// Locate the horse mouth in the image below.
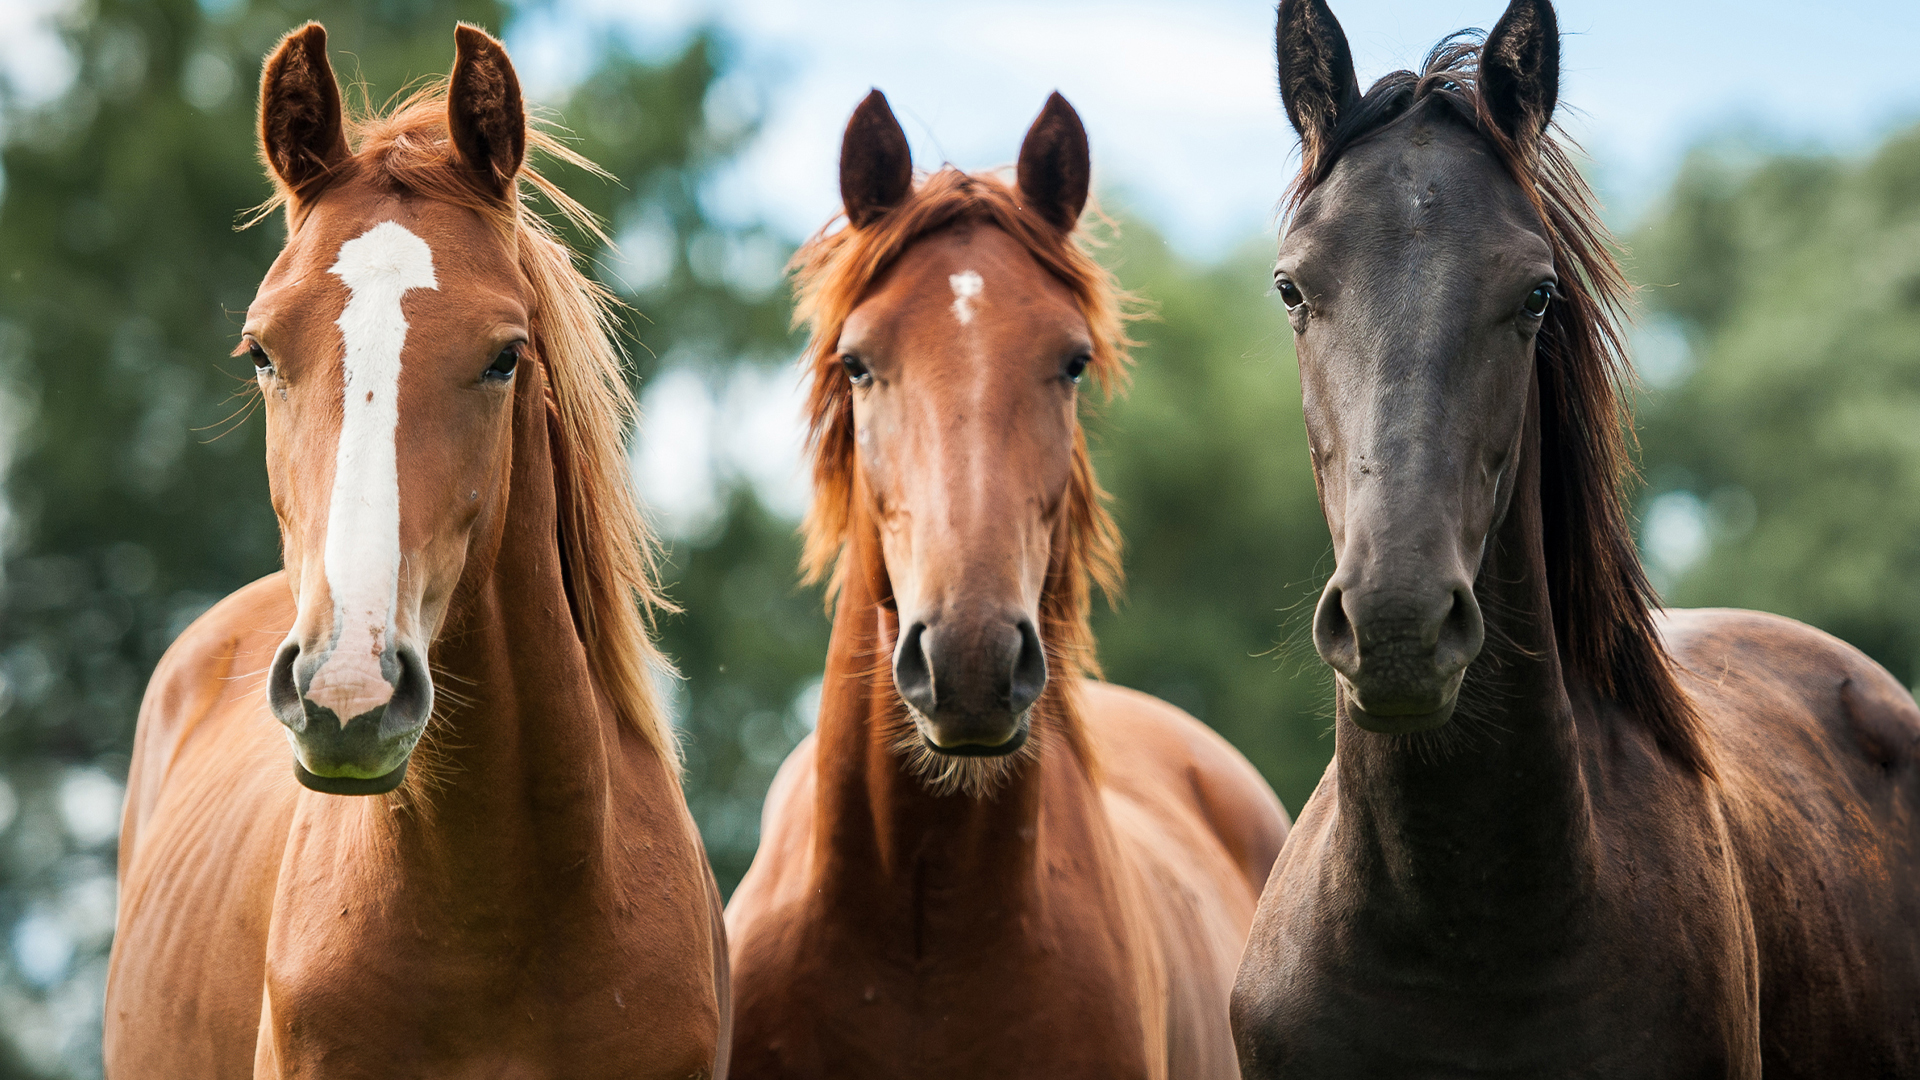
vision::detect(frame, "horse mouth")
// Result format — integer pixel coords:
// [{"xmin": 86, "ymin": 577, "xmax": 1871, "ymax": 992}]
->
[
  {"xmin": 293, "ymin": 757, "xmax": 409, "ymax": 796},
  {"xmin": 1338, "ymin": 672, "xmax": 1462, "ymax": 734},
  {"xmin": 907, "ymin": 706, "xmax": 1034, "ymax": 758},
  {"xmin": 923, "ymin": 720, "xmax": 1032, "ymax": 758}
]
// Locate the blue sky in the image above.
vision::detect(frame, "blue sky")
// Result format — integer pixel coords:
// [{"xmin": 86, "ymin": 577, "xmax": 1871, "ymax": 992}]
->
[
  {"xmin": 511, "ymin": 0, "xmax": 1920, "ymax": 258},
  {"xmin": 6, "ymin": 0, "xmax": 1915, "ymax": 254}
]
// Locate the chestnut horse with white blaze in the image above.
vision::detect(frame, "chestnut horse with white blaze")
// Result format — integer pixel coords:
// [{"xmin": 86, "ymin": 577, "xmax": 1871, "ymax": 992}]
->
[
  {"xmin": 1233, "ymin": 1, "xmax": 1920, "ymax": 1075},
  {"xmin": 724, "ymin": 90, "xmax": 1290, "ymax": 1079},
  {"xmin": 103, "ymin": 24, "xmax": 729, "ymax": 1078}
]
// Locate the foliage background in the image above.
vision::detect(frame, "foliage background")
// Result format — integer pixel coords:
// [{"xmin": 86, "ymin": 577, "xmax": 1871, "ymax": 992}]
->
[{"xmin": 0, "ymin": 0, "xmax": 1914, "ymax": 1077}]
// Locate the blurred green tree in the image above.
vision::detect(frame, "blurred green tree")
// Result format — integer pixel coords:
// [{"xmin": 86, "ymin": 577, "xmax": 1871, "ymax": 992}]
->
[{"xmin": 1630, "ymin": 122, "xmax": 1920, "ymax": 686}]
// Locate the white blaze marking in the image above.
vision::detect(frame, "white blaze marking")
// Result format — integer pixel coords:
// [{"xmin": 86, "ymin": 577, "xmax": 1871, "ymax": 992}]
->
[
  {"xmin": 305, "ymin": 221, "xmax": 437, "ymax": 723},
  {"xmin": 949, "ymin": 270, "xmax": 983, "ymax": 325}
]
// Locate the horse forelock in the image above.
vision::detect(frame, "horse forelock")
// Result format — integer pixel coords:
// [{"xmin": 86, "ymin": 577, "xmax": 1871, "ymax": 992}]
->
[
  {"xmin": 1287, "ymin": 33, "xmax": 1712, "ymax": 777},
  {"xmin": 250, "ymin": 81, "xmax": 678, "ymax": 764},
  {"xmin": 791, "ymin": 167, "xmax": 1133, "ymax": 778}
]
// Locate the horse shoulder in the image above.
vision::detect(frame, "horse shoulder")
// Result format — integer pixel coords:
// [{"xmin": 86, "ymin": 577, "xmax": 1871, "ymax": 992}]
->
[{"xmin": 107, "ymin": 574, "xmax": 298, "ymax": 1078}]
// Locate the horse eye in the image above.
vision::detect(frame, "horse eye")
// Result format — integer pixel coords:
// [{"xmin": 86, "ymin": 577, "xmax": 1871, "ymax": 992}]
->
[
  {"xmin": 1064, "ymin": 353, "xmax": 1090, "ymax": 384},
  {"xmin": 484, "ymin": 344, "xmax": 520, "ymax": 382},
  {"xmin": 841, "ymin": 354, "xmax": 872, "ymax": 387},
  {"xmin": 1523, "ymin": 284, "xmax": 1554, "ymax": 317},
  {"xmin": 247, "ymin": 341, "xmax": 273, "ymax": 373},
  {"xmin": 1275, "ymin": 276, "xmax": 1306, "ymax": 310}
]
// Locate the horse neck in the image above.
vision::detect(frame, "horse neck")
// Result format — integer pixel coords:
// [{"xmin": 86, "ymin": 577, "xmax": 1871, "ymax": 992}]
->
[
  {"xmin": 379, "ymin": 359, "xmax": 628, "ymax": 891},
  {"xmin": 809, "ymin": 514, "xmax": 1073, "ymax": 905},
  {"xmin": 1332, "ymin": 378, "xmax": 1600, "ymax": 910}
]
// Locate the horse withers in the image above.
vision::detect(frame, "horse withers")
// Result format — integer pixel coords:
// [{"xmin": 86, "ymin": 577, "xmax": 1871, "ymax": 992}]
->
[
  {"xmin": 104, "ymin": 25, "xmax": 729, "ymax": 1078},
  {"xmin": 1232, "ymin": 1, "xmax": 1920, "ymax": 1075},
  {"xmin": 724, "ymin": 91, "xmax": 1290, "ymax": 1078}
]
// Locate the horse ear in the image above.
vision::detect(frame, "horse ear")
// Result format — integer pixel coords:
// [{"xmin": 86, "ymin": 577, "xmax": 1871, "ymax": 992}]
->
[
  {"xmin": 448, "ymin": 24, "xmax": 526, "ymax": 201},
  {"xmin": 259, "ymin": 22, "xmax": 349, "ymax": 198},
  {"xmin": 1481, "ymin": 0, "xmax": 1560, "ymax": 146},
  {"xmin": 1276, "ymin": 0, "xmax": 1360, "ymax": 167},
  {"xmin": 840, "ymin": 90, "xmax": 912, "ymax": 228},
  {"xmin": 1016, "ymin": 92, "xmax": 1090, "ymax": 232}
]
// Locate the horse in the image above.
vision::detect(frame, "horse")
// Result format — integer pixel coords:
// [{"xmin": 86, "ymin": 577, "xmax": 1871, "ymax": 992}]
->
[
  {"xmin": 1231, "ymin": 0, "xmax": 1920, "ymax": 1075},
  {"xmin": 103, "ymin": 24, "xmax": 730, "ymax": 1077},
  {"xmin": 722, "ymin": 90, "xmax": 1291, "ymax": 1079}
]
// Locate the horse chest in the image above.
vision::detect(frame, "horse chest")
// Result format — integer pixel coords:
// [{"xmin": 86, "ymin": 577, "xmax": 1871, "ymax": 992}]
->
[
  {"xmin": 738, "ymin": 958, "xmax": 1157, "ymax": 1080},
  {"xmin": 730, "ymin": 864, "xmax": 1159, "ymax": 1080},
  {"xmin": 1236, "ymin": 839, "xmax": 1761, "ymax": 1078},
  {"xmin": 258, "ymin": 926, "xmax": 719, "ymax": 1080},
  {"xmin": 255, "ymin": 839, "xmax": 720, "ymax": 1079}
]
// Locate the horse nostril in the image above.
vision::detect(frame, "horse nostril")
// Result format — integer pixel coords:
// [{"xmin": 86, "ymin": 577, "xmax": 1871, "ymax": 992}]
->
[
  {"xmin": 893, "ymin": 622, "xmax": 937, "ymax": 717},
  {"xmin": 1008, "ymin": 619, "xmax": 1047, "ymax": 716},
  {"xmin": 268, "ymin": 641, "xmax": 305, "ymax": 732},
  {"xmin": 384, "ymin": 645, "xmax": 434, "ymax": 736},
  {"xmin": 1435, "ymin": 583, "xmax": 1485, "ymax": 674},
  {"xmin": 1312, "ymin": 584, "xmax": 1360, "ymax": 678}
]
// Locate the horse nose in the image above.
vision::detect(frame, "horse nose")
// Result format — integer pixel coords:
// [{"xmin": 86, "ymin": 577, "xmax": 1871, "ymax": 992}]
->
[
  {"xmin": 269, "ymin": 638, "xmax": 433, "ymax": 794},
  {"xmin": 1314, "ymin": 576, "xmax": 1483, "ymax": 723},
  {"xmin": 893, "ymin": 616, "xmax": 1047, "ymax": 753}
]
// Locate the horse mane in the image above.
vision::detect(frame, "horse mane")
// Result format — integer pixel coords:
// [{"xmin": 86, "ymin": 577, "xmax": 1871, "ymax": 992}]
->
[
  {"xmin": 790, "ymin": 168, "xmax": 1132, "ymax": 775},
  {"xmin": 257, "ymin": 82, "xmax": 678, "ymax": 761},
  {"xmin": 1288, "ymin": 35, "xmax": 1713, "ymax": 777}
]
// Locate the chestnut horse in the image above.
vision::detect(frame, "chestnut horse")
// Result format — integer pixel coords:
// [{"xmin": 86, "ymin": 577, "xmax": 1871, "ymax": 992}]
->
[
  {"xmin": 1233, "ymin": 1, "xmax": 1920, "ymax": 1075},
  {"xmin": 104, "ymin": 25, "xmax": 729, "ymax": 1078},
  {"xmin": 724, "ymin": 91, "xmax": 1289, "ymax": 1079}
]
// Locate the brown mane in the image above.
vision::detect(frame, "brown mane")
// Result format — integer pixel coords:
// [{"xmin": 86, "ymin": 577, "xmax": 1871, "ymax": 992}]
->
[
  {"xmin": 790, "ymin": 167, "xmax": 1133, "ymax": 774},
  {"xmin": 1289, "ymin": 35, "xmax": 1712, "ymax": 776},
  {"xmin": 255, "ymin": 82, "xmax": 678, "ymax": 760}
]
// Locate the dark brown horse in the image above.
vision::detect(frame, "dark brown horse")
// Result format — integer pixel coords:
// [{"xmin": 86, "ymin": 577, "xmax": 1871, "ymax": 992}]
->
[
  {"xmin": 104, "ymin": 25, "xmax": 729, "ymax": 1077},
  {"xmin": 1232, "ymin": 1, "xmax": 1920, "ymax": 1075},
  {"xmin": 724, "ymin": 91, "xmax": 1290, "ymax": 1078}
]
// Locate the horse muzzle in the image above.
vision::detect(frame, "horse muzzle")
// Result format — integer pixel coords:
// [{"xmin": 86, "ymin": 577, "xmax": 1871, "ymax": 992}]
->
[
  {"xmin": 269, "ymin": 638, "xmax": 433, "ymax": 795},
  {"xmin": 893, "ymin": 616, "xmax": 1047, "ymax": 756},
  {"xmin": 1314, "ymin": 576, "xmax": 1483, "ymax": 734}
]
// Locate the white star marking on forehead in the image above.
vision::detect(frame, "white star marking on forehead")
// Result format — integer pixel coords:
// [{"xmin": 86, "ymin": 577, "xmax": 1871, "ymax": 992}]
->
[{"xmin": 949, "ymin": 270, "xmax": 984, "ymax": 325}]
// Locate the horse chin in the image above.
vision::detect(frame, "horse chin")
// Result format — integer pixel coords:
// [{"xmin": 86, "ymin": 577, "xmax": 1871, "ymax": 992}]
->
[
  {"xmin": 281, "ymin": 717, "xmax": 424, "ymax": 796},
  {"xmin": 1340, "ymin": 676, "xmax": 1461, "ymax": 735},
  {"xmin": 891, "ymin": 708, "xmax": 1037, "ymax": 799},
  {"xmin": 292, "ymin": 757, "xmax": 410, "ymax": 796}
]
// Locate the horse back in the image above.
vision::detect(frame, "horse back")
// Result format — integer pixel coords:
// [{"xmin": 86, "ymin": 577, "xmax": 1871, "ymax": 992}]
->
[
  {"xmin": 1081, "ymin": 681, "xmax": 1290, "ymax": 896},
  {"xmin": 1081, "ymin": 680, "xmax": 1291, "ymax": 1080},
  {"xmin": 106, "ymin": 573, "xmax": 300, "ymax": 1078},
  {"xmin": 1662, "ymin": 607, "xmax": 1920, "ymax": 1074}
]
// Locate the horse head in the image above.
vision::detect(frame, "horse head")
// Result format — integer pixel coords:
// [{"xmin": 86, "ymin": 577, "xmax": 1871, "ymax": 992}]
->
[
  {"xmin": 1276, "ymin": 0, "xmax": 1562, "ymax": 732},
  {"xmin": 247, "ymin": 23, "xmax": 533, "ymax": 793},
  {"xmin": 808, "ymin": 90, "xmax": 1115, "ymax": 773}
]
